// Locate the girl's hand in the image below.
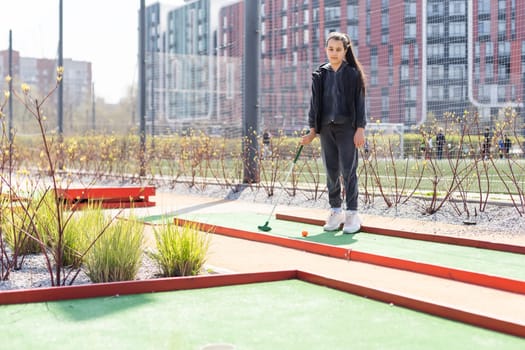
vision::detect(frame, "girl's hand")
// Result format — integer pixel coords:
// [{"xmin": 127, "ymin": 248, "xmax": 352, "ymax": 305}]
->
[
  {"xmin": 300, "ymin": 129, "xmax": 316, "ymax": 145},
  {"xmin": 354, "ymin": 128, "xmax": 365, "ymax": 148}
]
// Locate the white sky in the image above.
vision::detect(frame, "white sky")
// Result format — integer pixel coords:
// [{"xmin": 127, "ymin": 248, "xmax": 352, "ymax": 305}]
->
[{"xmin": 0, "ymin": 0, "xmax": 187, "ymax": 104}]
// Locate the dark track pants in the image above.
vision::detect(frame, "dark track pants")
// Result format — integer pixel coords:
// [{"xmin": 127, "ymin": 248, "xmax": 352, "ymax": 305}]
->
[{"xmin": 319, "ymin": 122, "xmax": 359, "ymax": 211}]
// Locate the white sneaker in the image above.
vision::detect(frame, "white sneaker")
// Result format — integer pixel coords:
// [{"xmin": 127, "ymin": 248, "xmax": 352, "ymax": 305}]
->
[
  {"xmin": 323, "ymin": 209, "xmax": 345, "ymax": 231},
  {"xmin": 343, "ymin": 211, "xmax": 361, "ymax": 234}
]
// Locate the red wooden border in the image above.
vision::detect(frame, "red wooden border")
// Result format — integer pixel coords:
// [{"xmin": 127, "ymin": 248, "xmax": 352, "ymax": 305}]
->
[
  {"xmin": 57, "ymin": 186, "xmax": 156, "ymax": 209},
  {"xmin": 57, "ymin": 186, "xmax": 155, "ymax": 201},
  {"xmin": 0, "ymin": 270, "xmax": 296, "ymax": 305}
]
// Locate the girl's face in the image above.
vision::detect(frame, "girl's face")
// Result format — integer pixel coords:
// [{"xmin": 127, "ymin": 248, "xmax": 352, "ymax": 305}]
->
[{"xmin": 325, "ymin": 38, "xmax": 346, "ymax": 67}]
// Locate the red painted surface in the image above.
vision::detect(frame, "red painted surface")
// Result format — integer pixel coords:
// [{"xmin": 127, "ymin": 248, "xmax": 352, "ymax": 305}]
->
[
  {"xmin": 57, "ymin": 186, "xmax": 156, "ymax": 209},
  {"xmin": 174, "ymin": 218, "xmax": 525, "ymax": 295},
  {"xmin": 276, "ymin": 213, "xmax": 525, "ymax": 254}
]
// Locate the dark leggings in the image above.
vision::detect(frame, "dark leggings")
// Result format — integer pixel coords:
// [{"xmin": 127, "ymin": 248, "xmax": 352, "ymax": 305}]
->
[{"xmin": 320, "ymin": 123, "xmax": 359, "ymax": 211}]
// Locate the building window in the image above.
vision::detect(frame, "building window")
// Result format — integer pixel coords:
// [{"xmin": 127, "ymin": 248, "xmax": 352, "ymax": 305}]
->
[
  {"xmin": 485, "ymin": 63, "xmax": 494, "ymax": 79},
  {"xmin": 303, "ymin": 29, "xmax": 309, "ymax": 44},
  {"xmin": 304, "ymin": 10, "xmax": 309, "ymax": 24},
  {"xmin": 401, "ymin": 44, "xmax": 409, "ymax": 60},
  {"xmin": 498, "ymin": 63, "xmax": 509, "ymax": 80},
  {"xmin": 429, "ymin": 65, "xmax": 444, "ymax": 80},
  {"xmin": 347, "ymin": 25, "xmax": 358, "ymax": 39},
  {"xmin": 449, "ymin": 1, "xmax": 466, "ymax": 15},
  {"xmin": 498, "ymin": 85, "xmax": 506, "ymax": 101},
  {"xmin": 325, "ymin": 6, "xmax": 341, "ymax": 21},
  {"xmin": 479, "ymin": 85, "xmax": 489, "ymax": 100},
  {"xmin": 449, "ymin": 64, "xmax": 466, "ymax": 79},
  {"xmin": 479, "ymin": 20, "xmax": 491, "ymax": 36},
  {"xmin": 428, "ymin": 3, "xmax": 444, "ymax": 16},
  {"xmin": 498, "ymin": 41, "xmax": 510, "ymax": 56},
  {"xmin": 428, "ymin": 86, "xmax": 444, "ymax": 100},
  {"xmin": 409, "ymin": 86, "xmax": 417, "ymax": 101},
  {"xmin": 371, "ymin": 54, "xmax": 378, "ymax": 70},
  {"xmin": 485, "ymin": 42, "xmax": 493, "ymax": 57},
  {"xmin": 405, "ymin": 2, "xmax": 416, "ymax": 17},
  {"xmin": 382, "ymin": 33, "xmax": 389, "ymax": 44},
  {"xmin": 428, "ymin": 23, "xmax": 444, "ymax": 37},
  {"xmin": 405, "ymin": 107, "xmax": 416, "ymax": 123},
  {"xmin": 449, "ymin": 43, "xmax": 466, "ymax": 58},
  {"xmin": 381, "ymin": 12, "xmax": 389, "ymax": 28},
  {"xmin": 404, "ymin": 23, "xmax": 416, "ymax": 39},
  {"xmin": 282, "ymin": 34, "xmax": 287, "ymax": 49},
  {"xmin": 381, "ymin": 94, "xmax": 389, "ymax": 111},
  {"xmin": 478, "ymin": 0, "xmax": 491, "ymax": 15},
  {"xmin": 371, "ymin": 73, "xmax": 377, "ymax": 85},
  {"xmin": 428, "ymin": 44, "xmax": 445, "ymax": 59},
  {"xmin": 449, "ymin": 86, "xmax": 465, "ymax": 100},
  {"xmin": 449, "ymin": 22, "xmax": 466, "ymax": 37},
  {"xmin": 401, "ymin": 65, "xmax": 409, "ymax": 80},
  {"xmin": 498, "ymin": 20, "xmax": 506, "ymax": 37},
  {"xmin": 498, "ymin": 0, "xmax": 506, "ymax": 12},
  {"xmin": 347, "ymin": 5, "xmax": 358, "ymax": 19},
  {"xmin": 283, "ymin": 15, "xmax": 288, "ymax": 29}
]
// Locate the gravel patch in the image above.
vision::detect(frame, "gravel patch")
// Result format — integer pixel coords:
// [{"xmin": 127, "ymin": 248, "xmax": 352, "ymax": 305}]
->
[
  {"xmin": 171, "ymin": 182, "xmax": 525, "ymax": 238},
  {"xmin": 0, "ymin": 251, "xmax": 162, "ymax": 291}
]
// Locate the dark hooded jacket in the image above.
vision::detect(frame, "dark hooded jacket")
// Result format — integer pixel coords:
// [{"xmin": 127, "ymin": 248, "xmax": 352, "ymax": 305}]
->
[{"xmin": 308, "ymin": 63, "xmax": 367, "ymax": 133}]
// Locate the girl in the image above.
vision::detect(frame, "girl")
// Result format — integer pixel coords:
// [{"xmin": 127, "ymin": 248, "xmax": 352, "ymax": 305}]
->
[{"xmin": 301, "ymin": 32, "xmax": 367, "ymax": 234}]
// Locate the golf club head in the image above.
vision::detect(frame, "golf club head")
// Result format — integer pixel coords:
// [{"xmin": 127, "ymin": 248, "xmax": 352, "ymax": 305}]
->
[{"xmin": 258, "ymin": 223, "xmax": 272, "ymax": 232}]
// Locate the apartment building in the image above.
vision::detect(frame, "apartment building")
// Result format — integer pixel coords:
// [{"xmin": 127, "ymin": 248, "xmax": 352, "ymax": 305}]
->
[
  {"xmin": 165, "ymin": 0, "xmax": 213, "ymax": 126},
  {"xmin": 0, "ymin": 50, "xmax": 92, "ymax": 117},
  {"xmin": 145, "ymin": 0, "xmax": 524, "ymax": 133},
  {"xmin": 216, "ymin": 0, "xmax": 525, "ymax": 130}
]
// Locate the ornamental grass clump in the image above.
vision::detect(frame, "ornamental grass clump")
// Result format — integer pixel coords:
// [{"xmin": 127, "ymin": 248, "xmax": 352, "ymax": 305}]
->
[
  {"xmin": 2, "ymin": 204, "xmax": 41, "ymax": 256},
  {"xmin": 61, "ymin": 203, "xmax": 106, "ymax": 268},
  {"xmin": 2, "ymin": 191, "xmax": 58, "ymax": 268},
  {"xmin": 150, "ymin": 220, "xmax": 210, "ymax": 277},
  {"xmin": 84, "ymin": 217, "xmax": 143, "ymax": 283}
]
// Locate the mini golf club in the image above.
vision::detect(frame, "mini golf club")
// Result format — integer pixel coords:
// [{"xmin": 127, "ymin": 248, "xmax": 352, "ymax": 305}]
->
[{"xmin": 258, "ymin": 143, "xmax": 304, "ymax": 232}]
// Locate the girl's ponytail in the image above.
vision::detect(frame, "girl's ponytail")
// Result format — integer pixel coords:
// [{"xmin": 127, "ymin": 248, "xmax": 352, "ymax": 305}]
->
[{"xmin": 345, "ymin": 37, "xmax": 366, "ymax": 95}]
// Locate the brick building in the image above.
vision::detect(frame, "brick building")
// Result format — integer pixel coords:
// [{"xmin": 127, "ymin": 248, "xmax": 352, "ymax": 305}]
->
[
  {"xmin": 216, "ymin": 0, "xmax": 525, "ymax": 131},
  {"xmin": 0, "ymin": 50, "xmax": 92, "ymax": 132}
]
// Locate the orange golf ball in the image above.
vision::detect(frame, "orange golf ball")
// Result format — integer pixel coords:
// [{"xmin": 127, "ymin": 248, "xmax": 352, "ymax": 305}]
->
[{"xmin": 301, "ymin": 230, "xmax": 308, "ymax": 237}]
